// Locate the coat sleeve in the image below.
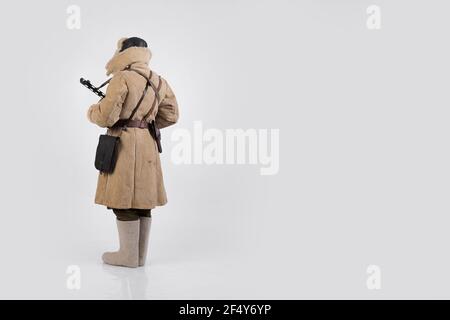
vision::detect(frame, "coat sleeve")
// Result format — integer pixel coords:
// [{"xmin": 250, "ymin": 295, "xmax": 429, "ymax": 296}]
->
[
  {"xmin": 87, "ymin": 73, "xmax": 128, "ymax": 128},
  {"xmin": 155, "ymin": 79, "xmax": 179, "ymax": 129}
]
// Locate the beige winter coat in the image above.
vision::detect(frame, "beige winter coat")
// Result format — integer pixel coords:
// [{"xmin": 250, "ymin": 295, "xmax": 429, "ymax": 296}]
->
[{"xmin": 87, "ymin": 38, "xmax": 179, "ymax": 209}]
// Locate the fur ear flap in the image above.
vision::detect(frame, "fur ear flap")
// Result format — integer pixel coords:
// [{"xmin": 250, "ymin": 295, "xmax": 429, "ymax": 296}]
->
[
  {"xmin": 106, "ymin": 37, "xmax": 151, "ymax": 76},
  {"xmin": 116, "ymin": 37, "xmax": 128, "ymax": 52}
]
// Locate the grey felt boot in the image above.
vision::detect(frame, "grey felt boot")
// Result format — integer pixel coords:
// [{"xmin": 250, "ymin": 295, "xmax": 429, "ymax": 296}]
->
[
  {"xmin": 139, "ymin": 217, "xmax": 152, "ymax": 266},
  {"xmin": 102, "ymin": 220, "xmax": 139, "ymax": 268}
]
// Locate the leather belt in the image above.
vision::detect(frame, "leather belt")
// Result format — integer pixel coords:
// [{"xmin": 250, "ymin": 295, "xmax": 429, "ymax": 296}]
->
[{"xmin": 112, "ymin": 119, "xmax": 149, "ymax": 129}]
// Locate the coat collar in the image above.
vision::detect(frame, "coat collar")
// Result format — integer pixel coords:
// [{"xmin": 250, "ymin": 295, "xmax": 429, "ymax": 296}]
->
[{"xmin": 105, "ymin": 38, "xmax": 152, "ymax": 76}]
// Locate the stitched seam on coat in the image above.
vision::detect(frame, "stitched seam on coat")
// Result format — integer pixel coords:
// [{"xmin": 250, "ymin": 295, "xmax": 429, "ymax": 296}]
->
[
  {"xmin": 131, "ymin": 129, "xmax": 137, "ymax": 208},
  {"xmin": 103, "ymin": 172, "xmax": 109, "ymax": 204}
]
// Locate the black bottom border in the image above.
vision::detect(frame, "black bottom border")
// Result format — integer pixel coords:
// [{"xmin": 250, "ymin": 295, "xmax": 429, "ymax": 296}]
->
[{"xmin": 1, "ymin": 300, "xmax": 449, "ymax": 318}]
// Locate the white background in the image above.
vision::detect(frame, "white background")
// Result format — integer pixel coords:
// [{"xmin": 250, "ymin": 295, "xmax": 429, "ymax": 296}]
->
[{"xmin": 0, "ymin": 0, "xmax": 449, "ymax": 299}]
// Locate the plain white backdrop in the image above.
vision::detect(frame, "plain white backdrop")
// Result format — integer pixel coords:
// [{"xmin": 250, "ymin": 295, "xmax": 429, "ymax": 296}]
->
[{"xmin": 0, "ymin": 0, "xmax": 449, "ymax": 299}]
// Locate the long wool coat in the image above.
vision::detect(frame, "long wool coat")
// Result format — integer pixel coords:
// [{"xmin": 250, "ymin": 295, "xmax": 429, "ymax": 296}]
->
[{"xmin": 87, "ymin": 38, "xmax": 179, "ymax": 209}]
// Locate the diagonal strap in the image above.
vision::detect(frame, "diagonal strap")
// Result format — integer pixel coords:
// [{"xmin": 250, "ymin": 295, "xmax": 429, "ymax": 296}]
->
[
  {"xmin": 125, "ymin": 74, "xmax": 150, "ymax": 123},
  {"xmin": 98, "ymin": 78, "xmax": 112, "ymax": 89},
  {"xmin": 143, "ymin": 75, "xmax": 162, "ymax": 122},
  {"xmin": 128, "ymin": 69, "xmax": 163, "ymax": 122}
]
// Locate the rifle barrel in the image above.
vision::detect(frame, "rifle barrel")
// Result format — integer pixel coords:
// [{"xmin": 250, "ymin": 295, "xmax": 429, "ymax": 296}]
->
[{"xmin": 80, "ymin": 78, "xmax": 105, "ymax": 98}]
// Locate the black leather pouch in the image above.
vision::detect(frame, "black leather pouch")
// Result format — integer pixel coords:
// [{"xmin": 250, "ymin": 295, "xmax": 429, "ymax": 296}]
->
[
  {"xmin": 94, "ymin": 134, "xmax": 120, "ymax": 173},
  {"xmin": 93, "ymin": 69, "xmax": 151, "ymax": 173}
]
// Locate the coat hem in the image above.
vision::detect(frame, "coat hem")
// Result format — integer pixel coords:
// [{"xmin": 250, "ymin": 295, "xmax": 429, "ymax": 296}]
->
[{"xmin": 95, "ymin": 199, "xmax": 167, "ymax": 210}]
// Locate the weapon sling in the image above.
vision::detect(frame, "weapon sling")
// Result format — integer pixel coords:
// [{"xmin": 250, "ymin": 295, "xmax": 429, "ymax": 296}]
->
[
  {"xmin": 128, "ymin": 69, "xmax": 164, "ymax": 153},
  {"xmin": 94, "ymin": 72, "xmax": 150, "ymax": 173}
]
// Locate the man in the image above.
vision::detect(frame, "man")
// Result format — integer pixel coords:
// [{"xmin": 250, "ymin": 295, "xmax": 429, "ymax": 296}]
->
[{"xmin": 87, "ymin": 37, "xmax": 179, "ymax": 267}]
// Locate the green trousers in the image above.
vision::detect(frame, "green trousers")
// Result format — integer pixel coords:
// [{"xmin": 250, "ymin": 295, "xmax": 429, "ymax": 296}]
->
[{"xmin": 112, "ymin": 208, "xmax": 152, "ymax": 221}]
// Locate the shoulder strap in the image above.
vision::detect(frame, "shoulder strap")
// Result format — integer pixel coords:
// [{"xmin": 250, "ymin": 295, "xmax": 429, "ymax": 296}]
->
[
  {"xmin": 128, "ymin": 69, "xmax": 163, "ymax": 121},
  {"xmin": 143, "ymin": 75, "xmax": 162, "ymax": 121},
  {"xmin": 125, "ymin": 70, "xmax": 150, "ymax": 122},
  {"xmin": 98, "ymin": 78, "xmax": 112, "ymax": 89}
]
